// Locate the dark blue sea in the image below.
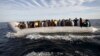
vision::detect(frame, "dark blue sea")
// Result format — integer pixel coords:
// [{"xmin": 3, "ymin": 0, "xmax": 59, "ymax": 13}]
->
[{"xmin": 0, "ymin": 19, "xmax": 100, "ymax": 56}]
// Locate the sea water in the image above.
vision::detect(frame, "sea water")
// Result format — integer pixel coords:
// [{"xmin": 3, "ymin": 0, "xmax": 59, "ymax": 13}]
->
[{"xmin": 0, "ymin": 19, "xmax": 100, "ymax": 56}]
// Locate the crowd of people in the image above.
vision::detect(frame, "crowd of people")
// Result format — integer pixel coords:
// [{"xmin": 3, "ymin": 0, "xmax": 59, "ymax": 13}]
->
[{"xmin": 17, "ymin": 18, "xmax": 91, "ymax": 29}]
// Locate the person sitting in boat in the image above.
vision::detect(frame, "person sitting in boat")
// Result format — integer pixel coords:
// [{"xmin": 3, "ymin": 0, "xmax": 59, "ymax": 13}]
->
[
  {"xmin": 69, "ymin": 18, "xmax": 74, "ymax": 26},
  {"xmin": 27, "ymin": 21, "xmax": 34, "ymax": 28},
  {"xmin": 41, "ymin": 21, "xmax": 44, "ymax": 27},
  {"xmin": 64, "ymin": 19, "xmax": 68, "ymax": 26},
  {"xmin": 61, "ymin": 19, "xmax": 66, "ymax": 26},
  {"xmin": 71, "ymin": 20, "xmax": 74, "ymax": 26},
  {"xmin": 50, "ymin": 20, "xmax": 55, "ymax": 26},
  {"xmin": 42, "ymin": 20, "xmax": 48, "ymax": 27},
  {"xmin": 57, "ymin": 20, "xmax": 61, "ymax": 26},
  {"xmin": 87, "ymin": 19, "xmax": 91, "ymax": 27},
  {"xmin": 47, "ymin": 20, "xmax": 51, "ymax": 26},
  {"xmin": 73, "ymin": 18, "xmax": 78, "ymax": 26},
  {"xmin": 54, "ymin": 20, "xmax": 58, "ymax": 26},
  {"xmin": 34, "ymin": 21, "xmax": 39, "ymax": 27},
  {"xmin": 46, "ymin": 20, "xmax": 49, "ymax": 27},
  {"xmin": 18, "ymin": 22, "xmax": 26, "ymax": 29},
  {"xmin": 65, "ymin": 18, "xmax": 72, "ymax": 26},
  {"xmin": 38, "ymin": 21, "xmax": 42, "ymax": 27},
  {"xmin": 83, "ymin": 19, "xmax": 91, "ymax": 27}
]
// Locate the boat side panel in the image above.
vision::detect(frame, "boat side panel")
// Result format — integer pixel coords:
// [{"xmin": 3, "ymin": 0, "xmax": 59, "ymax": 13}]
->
[{"xmin": 13, "ymin": 27, "xmax": 96, "ymax": 37}]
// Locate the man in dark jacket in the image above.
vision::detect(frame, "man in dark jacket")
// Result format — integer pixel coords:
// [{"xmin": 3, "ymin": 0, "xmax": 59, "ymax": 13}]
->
[
  {"xmin": 73, "ymin": 18, "xmax": 78, "ymax": 26},
  {"xmin": 80, "ymin": 18, "xmax": 83, "ymax": 27}
]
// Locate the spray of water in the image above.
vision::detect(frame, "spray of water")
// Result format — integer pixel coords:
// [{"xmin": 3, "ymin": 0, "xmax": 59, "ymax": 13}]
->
[{"xmin": 93, "ymin": 27, "xmax": 98, "ymax": 32}]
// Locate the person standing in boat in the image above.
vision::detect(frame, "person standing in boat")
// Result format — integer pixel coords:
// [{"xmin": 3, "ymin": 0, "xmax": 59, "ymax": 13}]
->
[
  {"xmin": 80, "ymin": 18, "xmax": 83, "ymax": 27},
  {"xmin": 68, "ymin": 18, "xmax": 73, "ymax": 26}
]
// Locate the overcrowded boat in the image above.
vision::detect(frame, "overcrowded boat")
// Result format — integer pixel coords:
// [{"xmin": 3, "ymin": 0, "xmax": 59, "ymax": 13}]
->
[{"xmin": 7, "ymin": 18, "xmax": 98, "ymax": 37}]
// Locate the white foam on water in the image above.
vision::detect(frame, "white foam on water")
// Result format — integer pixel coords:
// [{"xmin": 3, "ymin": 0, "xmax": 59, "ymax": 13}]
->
[
  {"xmin": 25, "ymin": 50, "xmax": 88, "ymax": 56},
  {"xmin": 6, "ymin": 32, "xmax": 16, "ymax": 38},
  {"xmin": 26, "ymin": 34, "xmax": 96, "ymax": 41},
  {"xmin": 25, "ymin": 52, "xmax": 51, "ymax": 56},
  {"xmin": 93, "ymin": 27, "xmax": 98, "ymax": 32}
]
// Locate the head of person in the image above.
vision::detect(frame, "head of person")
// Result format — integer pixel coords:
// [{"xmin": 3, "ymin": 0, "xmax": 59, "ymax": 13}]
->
[
  {"xmin": 80, "ymin": 18, "xmax": 82, "ymax": 20},
  {"xmin": 85, "ymin": 19, "xmax": 89, "ymax": 22},
  {"xmin": 69, "ymin": 18, "xmax": 71, "ymax": 21},
  {"xmin": 75, "ymin": 18, "xmax": 78, "ymax": 20}
]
